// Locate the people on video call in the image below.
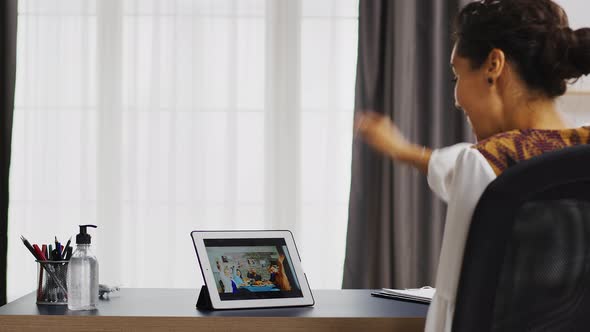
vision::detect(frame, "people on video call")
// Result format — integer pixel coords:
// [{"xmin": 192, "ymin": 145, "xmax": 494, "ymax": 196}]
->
[{"xmin": 215, "ymin": 253, "xmax": 294, "ymax": 293}]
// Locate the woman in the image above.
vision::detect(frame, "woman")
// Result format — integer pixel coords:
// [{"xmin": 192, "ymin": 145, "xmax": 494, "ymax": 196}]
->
[
  {"xmin": 232, "ymin": 268, "xmax": 247, "ymax": 287},
  {"xmin": 220, "ymin": 265, "xmax": 238, "ymax": 293},
  {"xmin": 355, "ymin": 0, "xmax": 590, "ymax": 331}
]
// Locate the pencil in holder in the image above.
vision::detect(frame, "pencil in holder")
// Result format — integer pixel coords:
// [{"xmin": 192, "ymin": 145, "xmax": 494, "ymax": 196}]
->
[{"xmin": 36, "ymin": 260, "xmax": 68, "ymax": 305}]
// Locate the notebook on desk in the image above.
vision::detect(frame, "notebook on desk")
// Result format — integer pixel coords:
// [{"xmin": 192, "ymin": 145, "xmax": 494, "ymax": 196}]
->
[{"xmin": 371, "ymin": 287, "xmax": 435, "ymax": 304}]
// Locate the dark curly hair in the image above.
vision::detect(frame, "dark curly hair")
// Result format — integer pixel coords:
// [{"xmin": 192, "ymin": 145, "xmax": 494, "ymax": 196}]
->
[{"xmin": 454, "ymin": 0, "xmax": 590, "ymax": 98}]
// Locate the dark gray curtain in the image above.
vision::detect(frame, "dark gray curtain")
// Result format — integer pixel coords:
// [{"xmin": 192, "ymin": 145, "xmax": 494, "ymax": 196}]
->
[
  {"xmin": 343, "ymin": 0, "xmax": 474, "ymax": 289},
  {"xmin": 0, "ymin": 0, "xmax": 18, "ymax": 305}
]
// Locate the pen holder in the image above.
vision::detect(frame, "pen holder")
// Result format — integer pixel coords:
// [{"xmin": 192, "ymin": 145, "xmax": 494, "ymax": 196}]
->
[{"xmin": 36, "ymin": 260, "xmax": 68, "ymax": 305}]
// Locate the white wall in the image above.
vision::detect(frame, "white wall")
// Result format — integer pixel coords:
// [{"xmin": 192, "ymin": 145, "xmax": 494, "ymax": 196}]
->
[{"xmin": 554, "ymin": 0, "xmax": 590, "ymax": 125}]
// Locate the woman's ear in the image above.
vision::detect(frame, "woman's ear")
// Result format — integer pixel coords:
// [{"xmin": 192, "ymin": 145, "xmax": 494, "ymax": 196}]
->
[{"xmin": 486, "ymin": 48, "xmax": 506, "ymax": 84}]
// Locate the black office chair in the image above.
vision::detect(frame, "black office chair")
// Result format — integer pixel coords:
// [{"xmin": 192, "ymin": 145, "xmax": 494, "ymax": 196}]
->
[{"xmin": 453, "ymin": 144, "xmax": 590, "ymax": 332}]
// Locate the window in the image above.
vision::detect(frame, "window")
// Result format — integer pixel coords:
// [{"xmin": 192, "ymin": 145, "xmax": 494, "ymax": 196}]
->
[{"xmin": 9, "ymin": 0, "xmax": 359, "ymax": 301}]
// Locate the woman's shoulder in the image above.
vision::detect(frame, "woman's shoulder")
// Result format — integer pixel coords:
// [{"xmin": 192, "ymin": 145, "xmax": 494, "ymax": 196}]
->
[{"xmin": 471, "ymin": 127, "xmax": 590, "ymax": 175}]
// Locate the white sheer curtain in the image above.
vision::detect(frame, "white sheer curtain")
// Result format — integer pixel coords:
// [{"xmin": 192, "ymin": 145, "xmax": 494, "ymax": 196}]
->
[{"xmin": 8, "ymin": 0, "xmax": 358, "ymax": 301}]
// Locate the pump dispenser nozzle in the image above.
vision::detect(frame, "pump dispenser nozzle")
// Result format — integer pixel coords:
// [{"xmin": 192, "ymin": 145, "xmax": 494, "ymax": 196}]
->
[{"xmin": 76, "ymin": 224, "xmax": 97, "ymax": 244}]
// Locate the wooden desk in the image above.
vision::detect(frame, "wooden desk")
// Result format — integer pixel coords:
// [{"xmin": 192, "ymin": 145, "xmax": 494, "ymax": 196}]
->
[{"xmin": 0, "ymin": 288, "xmax": 427, "ymax": 332}]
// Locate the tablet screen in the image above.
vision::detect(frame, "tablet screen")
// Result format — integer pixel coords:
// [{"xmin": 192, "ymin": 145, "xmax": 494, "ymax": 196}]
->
[{"xmin": 203, "ymin": 238, "xmax": 303, "ymax": 301}]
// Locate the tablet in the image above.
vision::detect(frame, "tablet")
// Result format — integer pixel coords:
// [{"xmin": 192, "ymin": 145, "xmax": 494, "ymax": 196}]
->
[{"xmin": 191, "ymin": 230, "xmax": 314, "ymax": 309}]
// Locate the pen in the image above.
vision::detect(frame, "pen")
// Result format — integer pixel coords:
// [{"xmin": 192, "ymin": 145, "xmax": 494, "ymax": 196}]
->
[
  {"xmin": 62, "ymin": 237, "xmax": 71, "ymax": 259},
  {"xmin": 37, "ymin": 264, "xmax": 43, "ymax": 300},
  {"xmin": 19, "ymin": 235, "xmax": 39, "ymax": 259},
  {"xmin": 33, "ymin": 244, "xmax": 47, "ymax": 261},
  {"xmin": 48, "ymin": 245, "xmax": 53, "ymax": 260},
  {"xmin": 41, "ymin": 244, "xmax": 47, "ymax": 261},
  {"xmin": 65, "ymin": 247, "xmax": 73, "ymax": 260},
  {"xmin": 55, "ymin": 236, "xmax": 62, "ymax": 259}
]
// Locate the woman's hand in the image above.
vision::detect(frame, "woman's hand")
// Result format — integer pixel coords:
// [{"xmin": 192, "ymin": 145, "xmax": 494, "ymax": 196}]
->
[
  {"xmin": 354, "ymin": 111, "xmax": 412, "ymax": 160},
  {"xmin": 354, "ymin": 110, "xmax": 432, "ymax": 174}
]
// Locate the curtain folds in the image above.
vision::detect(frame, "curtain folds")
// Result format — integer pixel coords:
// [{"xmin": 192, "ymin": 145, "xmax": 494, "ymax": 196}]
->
[
  {"xmin": 0, "ymin": 0, "xmax": 18, "ymax": 306},
  {"xmin": 343, "ymin": 0, "xmax": 473, "ymax": 289}
]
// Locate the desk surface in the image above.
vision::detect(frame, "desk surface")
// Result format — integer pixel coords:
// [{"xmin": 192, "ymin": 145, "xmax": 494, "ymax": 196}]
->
[{"xmin": 0, "ymin": 288, "xmax": 428, "ymax": 332}]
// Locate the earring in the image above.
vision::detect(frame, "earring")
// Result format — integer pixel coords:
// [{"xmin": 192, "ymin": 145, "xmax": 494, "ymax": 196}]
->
[{"xmin": 487, "ymin": 77, "xmax": 493, "ymax": 85}]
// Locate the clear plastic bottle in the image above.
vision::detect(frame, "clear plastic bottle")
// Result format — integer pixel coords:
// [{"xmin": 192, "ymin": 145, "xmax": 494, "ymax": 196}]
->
[{"xmin": 67, "ymin": 225, "xmax": 99, "ymax": 311}]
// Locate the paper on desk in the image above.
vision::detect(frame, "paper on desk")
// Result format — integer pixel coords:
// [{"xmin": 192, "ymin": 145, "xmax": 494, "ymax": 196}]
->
[{"xmin": 374, "ymin": 287, "xmax": 436, "ymax": 303}]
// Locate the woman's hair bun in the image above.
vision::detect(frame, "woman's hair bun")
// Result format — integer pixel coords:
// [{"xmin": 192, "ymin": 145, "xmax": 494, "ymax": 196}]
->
[
  {"xmin": 570, "ymin": 28, "xmax": 590, "ymax": 77},
  {"xmin": 547, "ymin": 27, "xmax": 590, "ymax": 80}
]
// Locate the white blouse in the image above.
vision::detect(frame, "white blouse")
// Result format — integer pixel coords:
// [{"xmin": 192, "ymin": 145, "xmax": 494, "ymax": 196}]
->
[{"xmin": 424, "ymin": 143, "xmax": 498, "ymax": 332}]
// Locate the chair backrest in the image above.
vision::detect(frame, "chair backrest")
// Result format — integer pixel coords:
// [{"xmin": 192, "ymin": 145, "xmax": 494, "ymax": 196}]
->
[{"xmin": 453, "ymin": 144, "xmax": 590, "ymax": 332}]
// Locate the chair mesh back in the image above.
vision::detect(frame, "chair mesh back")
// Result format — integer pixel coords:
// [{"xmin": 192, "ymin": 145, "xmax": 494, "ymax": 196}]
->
[
  {"xmin": 452, "ymin": 145, "xmax": 590, "ymax": 332},
  {"xmin": 492, "ymin": 200, "xmax": 590, "ymax": 331}
]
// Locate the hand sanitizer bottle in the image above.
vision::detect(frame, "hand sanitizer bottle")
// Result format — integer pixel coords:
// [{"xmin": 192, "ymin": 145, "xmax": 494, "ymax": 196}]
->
[{"xmin": 67, "ymin": 225, "xmax": 99, "ymax": 311}]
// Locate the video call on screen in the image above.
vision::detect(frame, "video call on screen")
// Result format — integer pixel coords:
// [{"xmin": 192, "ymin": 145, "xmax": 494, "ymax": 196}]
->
[{"xmin": 204, "ymin": 238, "xmax": 303, "ymax": 301}]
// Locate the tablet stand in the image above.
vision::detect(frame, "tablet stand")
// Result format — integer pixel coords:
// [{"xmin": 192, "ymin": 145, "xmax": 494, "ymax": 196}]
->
[{"xmin": 196, "ymin": 285, "xmax": 214, "ymax": 310}]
